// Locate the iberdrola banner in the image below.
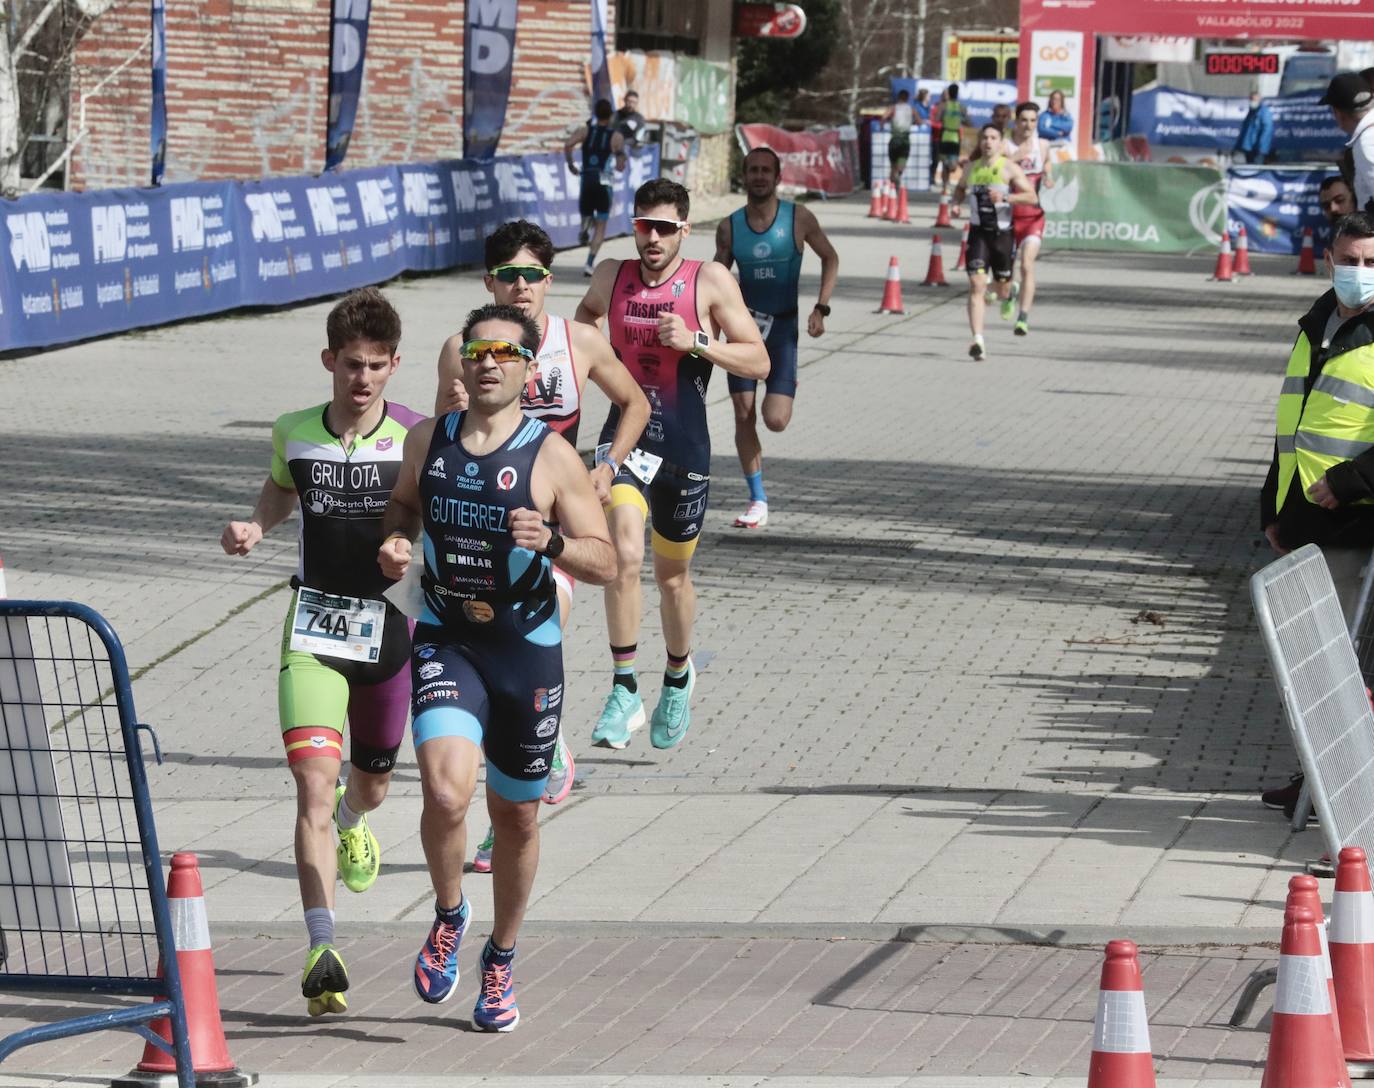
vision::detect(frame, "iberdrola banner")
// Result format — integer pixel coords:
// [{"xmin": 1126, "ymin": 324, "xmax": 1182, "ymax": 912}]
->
[
  {"xmin": 464, "ymin": 0, "xmax": 518, "ymax": 161},
  {"xmin": 326, "ymin": 0, "xmax": 372, "ymax": 171},
  {"xmin": 1041, "ymin": 161, "xmax": 1225, "ymax": 254},
  {"xmin": 150, "ymin": 0, "xmax": 166, "ymax": 185}
]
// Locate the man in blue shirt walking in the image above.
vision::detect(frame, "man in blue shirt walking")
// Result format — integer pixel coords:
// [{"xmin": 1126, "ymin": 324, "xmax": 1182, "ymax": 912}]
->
[{"xmin": 1235, "ymin": 92, "xmax": 1275, "ymax": 164}]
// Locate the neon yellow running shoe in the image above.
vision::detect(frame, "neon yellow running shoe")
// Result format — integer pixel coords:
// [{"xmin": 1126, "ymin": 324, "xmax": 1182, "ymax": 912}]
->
[
  {"xmin": 335, "ymin": 784, "xmax": 380, "ymax": 893},
  {"xmin": 302, "ymin": 944, "xmax": 349, "ymax": 1016}
]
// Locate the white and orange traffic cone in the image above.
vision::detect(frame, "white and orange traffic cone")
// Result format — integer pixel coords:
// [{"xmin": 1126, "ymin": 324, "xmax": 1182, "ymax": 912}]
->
[
  {"xmin": 1331, "ymin": 847, "xmax": 1374, "ymax": 1069},
  {"xmin": 921, "ymin": 234, "xmax": 948, "ymax": 287},
  {"xmin": 955, "ymin": 222, "xmax": 969, "ymax": 271},
  {"xmin": 1289, "ymin": 873, "xmax": 1345, "ymax": 1061},
  {"xmin": 1211, "ymin": 234, "xmax": 1234, "ymax": 282},
  {"xmin": 113, "ymin": 854, "xmax": 256, "ymax": 1088},
  {"xmin": 1087, "ymin": 940, "xmax": 1156, "ymax": 1088},
  {"xmin": 895, "ymin": 184, "xmax": 910, "ymax": 225},
  {"xmin": 1235, "ymin": 224, "xmax": 1253, "ymax": 275},
  {"xmin": 867, "ymin": 180, "xmax": 883, "ymax": 218},
  {"xmin": 1298, "ymin": 227, "xmax": 1317, "ymax": 275},
  {"xmin": 880, "ymin": 180, "xmax": 896, "ymax": 220},
  {"xmin": 934, "ymin": 190, "xmax": 953, "ymax": 228},
  {"xmin": 1262, "ymin": 903, "xmax": 1353, "ymax": 1088},
  {"xmin": 876, "ymin": 256, "xmax": 905, "ymax": 313}
]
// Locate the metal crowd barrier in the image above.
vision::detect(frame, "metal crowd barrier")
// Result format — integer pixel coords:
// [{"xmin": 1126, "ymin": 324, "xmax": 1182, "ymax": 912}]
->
[{"xmin": 0, "ymin": 601, "xmax": 192, "ymax": 1086}]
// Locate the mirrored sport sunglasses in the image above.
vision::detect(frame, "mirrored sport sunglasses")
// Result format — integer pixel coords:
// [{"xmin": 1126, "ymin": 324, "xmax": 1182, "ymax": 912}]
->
[
  {"xmin": 488, "ymin": 263, "xmax": 552, "ymax": 283},
  {"xmin": 458, "ymin": 339, "xmax": 535, "ymax": 364},
  {"xmin": 632, "ymin": 216, "xmax": 688, "ymax": 236}
]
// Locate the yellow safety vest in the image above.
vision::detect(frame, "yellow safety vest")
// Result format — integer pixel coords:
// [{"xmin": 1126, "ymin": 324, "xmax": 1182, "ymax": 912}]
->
[{"xmin": 1275, "ymin": 331, "xmax": 1374, "ymax": 512}]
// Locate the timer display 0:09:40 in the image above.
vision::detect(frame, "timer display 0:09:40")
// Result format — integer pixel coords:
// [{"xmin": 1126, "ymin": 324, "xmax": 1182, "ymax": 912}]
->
[{"xmin": 1205, "ymin": 52, "xmax": 1280, "ymax": 76}]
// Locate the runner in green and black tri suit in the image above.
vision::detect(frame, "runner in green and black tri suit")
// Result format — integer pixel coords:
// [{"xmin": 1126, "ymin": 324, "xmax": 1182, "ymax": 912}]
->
[{"xmin": 221, "ymin": 287, "xmax": 421, "ymax": 1017}]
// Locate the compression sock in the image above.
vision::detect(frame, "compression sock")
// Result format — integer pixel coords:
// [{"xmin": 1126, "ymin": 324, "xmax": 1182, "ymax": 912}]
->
[
  {"xmin": 336, "ymin": 789, "xmax": 362, "ymax": 830},
  {"xmin": 664, "ymin": 650, "xmax": 691, "ymax": 689},
  {"xmin": 745, "ymin": 471, "xmax": 767, "ymax": 503},
  {"xmin": 436, "ymin": 896, "xmax": 468, "ymax": 927},
  {"xmin": 305, "ymin": 907, "xmax": 335, "ymax": 948},
  {"xmin": 612, "ymin": 644, "xmax": 638, "ymax": 693},
  {"xmin": 481, "ymin": 938, "xmax": 516, "ymax": 968}
]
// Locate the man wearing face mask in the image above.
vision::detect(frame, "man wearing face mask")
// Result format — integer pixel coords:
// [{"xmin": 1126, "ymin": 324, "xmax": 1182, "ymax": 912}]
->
[{"xmin": 1259, "ymin": 212, "xmax": 1374, "ymax": 816}]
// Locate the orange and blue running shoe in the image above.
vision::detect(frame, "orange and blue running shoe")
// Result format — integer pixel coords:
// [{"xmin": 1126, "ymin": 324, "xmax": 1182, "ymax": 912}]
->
[
  {"xmin": 414, "ymin": 899, "xmax": 468, "ymax": 1004},
  {"xmin": 472, "ymin": 943, "xmax": 519, "ymax": 1032}
]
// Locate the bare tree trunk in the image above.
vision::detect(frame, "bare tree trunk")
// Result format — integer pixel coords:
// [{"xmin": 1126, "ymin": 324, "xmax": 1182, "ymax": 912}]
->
[{"xmin": 0, "ymin": 5, "xmax": 19, "ymax": 193}]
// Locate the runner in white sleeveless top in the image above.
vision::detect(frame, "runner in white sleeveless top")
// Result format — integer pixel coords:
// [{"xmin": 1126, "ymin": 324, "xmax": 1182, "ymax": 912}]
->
[{"xmin": 1003, "ymin": 101, "xmax": 1055, "ymax": 337}]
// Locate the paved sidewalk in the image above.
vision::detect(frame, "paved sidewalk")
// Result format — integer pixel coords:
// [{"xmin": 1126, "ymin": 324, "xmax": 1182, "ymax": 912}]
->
[{"xmin": 0, "ymin": 189, "xmax": 1334, "ymax": 1081}]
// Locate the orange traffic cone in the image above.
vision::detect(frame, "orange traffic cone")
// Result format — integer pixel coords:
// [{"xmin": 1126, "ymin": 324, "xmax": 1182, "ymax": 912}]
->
[
  {"xmin": 876, "ymin": 256, "xmax": 905, "ymax": 313},
  {"xmin": 921, "ymin": 235, "xmax": 948, "ymax": 287},
  {"xmin": 1289, "ymin": 874, "xmax": 1345, "ymax": 1060},
  {"xmin": 895, "ymin": 185, "xmax": 910, "ymax": 225},
  {"xmin": 1211, "ymin": 234, "xmax": 1234, "ymax": 282},
  {"xmin": 867, "ymin": 180, "xmax": 883, "ymax": 218},
  {"xmin": 1235, "ymin": 225, "xmax": 1253, "ymax": 275},
  {"xmin": 1331, "ymin": 847, "xmax": 1374, "ymax": 1065},
  {"xmin": 955, "ymin": 222, "xmax": 969, "ymax": 270},
  {"xmin": 1087, "ymin": 940, "xmax": 1156, "ymax": 1088},
  {"xmin": 1298, "ymin": 228, "xmax": 1317, "ymax": 275},
  {"xmin": 934, "ymin": 190, "xmax": 953, "ymax": 228},
  {"xmin": 113, "ymin": 854, "xmax": 256, "ymax": 1088},
  {"xmin": 1262, "ymin": 903, "xmax": 1353, "ymax": 1088},
  {"xmin": 880, "ymin": 181, "xmax": 895, "ymax": 220}
]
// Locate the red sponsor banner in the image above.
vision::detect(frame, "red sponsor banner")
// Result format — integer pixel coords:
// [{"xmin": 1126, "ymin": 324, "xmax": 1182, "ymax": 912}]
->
[
  {"xmin": 736, "ymin": 124, "xmax": 857, "ymax": 196},
  {"xmin": 1021, "ymin": 0, "xmax": 1374, "ymax": 41},
  {"xmin": 735, "ymin": 3, "xmax": 808, "ymax": 39}
]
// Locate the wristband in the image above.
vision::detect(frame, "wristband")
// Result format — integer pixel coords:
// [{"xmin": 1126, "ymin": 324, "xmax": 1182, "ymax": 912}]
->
[{"xmin": 596, "ymin": 452, "xmax": 620, "ymax": 476}]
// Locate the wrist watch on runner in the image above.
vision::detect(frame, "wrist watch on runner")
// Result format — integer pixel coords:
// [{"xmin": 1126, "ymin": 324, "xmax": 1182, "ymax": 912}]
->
[
  {"xmin": 596, "ymin": 451, "xmax": 620, "ymax": 475},
  {"xmin": 690, "ymin": 330, "xmax": 711, "ymax": 356},
  {"xmin": 813, "ymin": 303, "xmax": 831, "ymax": 317},
  {"xmin": 541, "ymin": 528, "xmax": 565, "ymax": 559}
]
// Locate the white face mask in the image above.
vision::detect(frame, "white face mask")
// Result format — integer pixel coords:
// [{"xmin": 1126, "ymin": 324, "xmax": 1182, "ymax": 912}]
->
[{"xmin": 1333, "ymin": 264, "xmax": 1374, "ymax": 309}]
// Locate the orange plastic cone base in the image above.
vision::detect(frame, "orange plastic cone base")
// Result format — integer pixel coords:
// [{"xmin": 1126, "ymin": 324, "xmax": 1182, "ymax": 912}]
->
[
  {"xmin": 1332, "ymin": 847, "xmax": 1374, "ymax": 1061},
  {"xmin": 1213, "ymin": 241, "xmax": 1234, "ymax": 282},
  {"xmin": 1087, "ymin": 1051, "xmax": 1156, "ymax": 1088},
  {"xmin": 896, "ymin": 187, "xmax": 910, "ymax": 224},
  {"xmin": 1262, "ymin": 1013, "xmax": 1352, "ymax": 1088},
  {"xmin": 1235, "ymin": 229, "xmax": 1253, "ymax": 275},
  {"xmin": 867, "ymin": 184, "xmax": 882, "ymax": 218}
]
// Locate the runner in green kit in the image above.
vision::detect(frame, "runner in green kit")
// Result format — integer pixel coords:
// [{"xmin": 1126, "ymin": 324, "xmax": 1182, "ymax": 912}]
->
[{"xmin": 220, "ymin": 287, "xmax": 423, "ymax": 1016}]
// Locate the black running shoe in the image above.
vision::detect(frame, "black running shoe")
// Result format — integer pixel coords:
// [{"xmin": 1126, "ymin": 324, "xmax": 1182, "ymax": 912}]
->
[{"xmin": 1262, "ymin": 772, "xmax": 1304, "ymax": 810}]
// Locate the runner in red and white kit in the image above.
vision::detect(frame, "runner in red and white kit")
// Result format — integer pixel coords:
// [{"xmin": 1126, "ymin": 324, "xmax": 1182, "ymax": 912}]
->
[
  {"xmin": 1005, "ymin": 101, "xmax": 1055, "ymax": 337},
  {"xmin": 436, "ymin": 221, "xmax": 648, "ymax": 865}
]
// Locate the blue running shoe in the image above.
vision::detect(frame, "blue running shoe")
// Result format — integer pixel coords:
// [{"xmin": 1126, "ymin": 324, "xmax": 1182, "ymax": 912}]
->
[
  {"xmin": 414, "ymin": 901, "xmax": 468, "ymax": 1004},
  {"xmin": 591, "ymin": 685, "xmax": 645, "ymax": 749},
  {"xmin": 473, "ymin": 953, "xmax": 520, "ymax": 1032},
  {"xmin": 650, "ymin": 660, "xmax": 695, "ymax": 749}
]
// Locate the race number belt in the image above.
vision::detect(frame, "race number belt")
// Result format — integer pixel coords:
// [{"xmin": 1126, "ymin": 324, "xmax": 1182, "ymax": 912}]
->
[{"xmin": 289, "ymin": 587, "xmax": 386, "ymax": 663}]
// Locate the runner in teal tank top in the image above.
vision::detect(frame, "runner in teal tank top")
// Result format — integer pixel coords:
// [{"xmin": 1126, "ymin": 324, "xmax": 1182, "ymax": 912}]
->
[{"xmin": 714, "ymin": 146, "xmax": 838, "ymax": 529}]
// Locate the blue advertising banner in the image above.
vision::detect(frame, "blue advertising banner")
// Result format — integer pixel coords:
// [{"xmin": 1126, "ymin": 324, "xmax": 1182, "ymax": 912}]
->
[
  {"xmin": 325, "ymin": 0, "xmax": 371, "ymax": 172},
  {"xmin": 463, "ymin": 0, "xmax": 518, "ymax": 162},
  {"xmin": 590, "ymin": 0, "xmax": 612, "ymax": 107},
  {"xmin": 889, "ymin": 78, "xmax": 1017, "ymax": 128},
  {"xmin": 0, "ymin": 147, "xmax": 658, "ymax": 351},
  {"xmin": 150, "ymin": 0, "xmax": 166, "ymax": 185},
  {"xmin": 1227, "ymin": 166, "xmax": 1332, "ymax": 256},
  {"xmin": 1130, "ymin": 86, "xmax": 1345, "ymax": 160}
]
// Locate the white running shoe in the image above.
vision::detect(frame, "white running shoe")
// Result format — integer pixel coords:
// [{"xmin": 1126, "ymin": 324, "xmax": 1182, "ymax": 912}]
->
[
  {"xmin": 734, "ymin": 500, "xmax": 768, "ymax": 528},
  {"xmin": 542, "ymin": 733, "xmax": 575, "ymax": 805}
]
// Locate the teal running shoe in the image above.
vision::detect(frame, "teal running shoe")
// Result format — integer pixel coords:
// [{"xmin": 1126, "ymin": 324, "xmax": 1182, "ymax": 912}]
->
[
  {"xmin": 591, "ymin": 685, "xmax": 645, "ymax": 749},
  {"xmin": 650, "ymin": 661, "xmax": 695, "ymax": 750}
]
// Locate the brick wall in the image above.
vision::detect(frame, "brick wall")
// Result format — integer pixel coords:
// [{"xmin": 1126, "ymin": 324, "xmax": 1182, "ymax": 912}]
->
[{"xmin": 69, "ymin": 0, "xmax": 616, "ymax": 190}]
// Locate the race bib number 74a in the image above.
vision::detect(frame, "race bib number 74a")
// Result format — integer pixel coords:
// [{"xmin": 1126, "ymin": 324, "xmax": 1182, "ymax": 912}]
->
[{"xmin": 290, "ymin": 588, "xmax": 385, "ymax": 663}]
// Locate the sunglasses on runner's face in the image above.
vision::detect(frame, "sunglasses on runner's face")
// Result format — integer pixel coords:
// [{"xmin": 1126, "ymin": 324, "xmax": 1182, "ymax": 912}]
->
[
  {"xmin": 488, "ymin": 264, "xmax": 552, "ymax": 283},
  {"xmin": 458, "ymin": 339, "xmax": 534, "ymax": 364},
  {"xmin": 632, "ymin": 217, "xmax": 687, "ymax": 236}
]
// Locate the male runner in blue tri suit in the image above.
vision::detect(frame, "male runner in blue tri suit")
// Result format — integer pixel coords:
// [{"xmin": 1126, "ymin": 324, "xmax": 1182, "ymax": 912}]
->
[
  {"xmin": 378, "ymin": 303, "xmax": 614, "ymax": 1031},
  {"xmin": 714, "ymin": 146, "xmax": 838, "ymax": 528},
  {"xmin": 564, "ymin": 98, "xmax": 627, "ymax": 278}
]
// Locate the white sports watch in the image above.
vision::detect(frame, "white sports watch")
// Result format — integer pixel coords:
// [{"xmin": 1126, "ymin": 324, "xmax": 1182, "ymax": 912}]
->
[{"xmin": 691, "ymin": 330, "xmax": 711, "ymax": 356}]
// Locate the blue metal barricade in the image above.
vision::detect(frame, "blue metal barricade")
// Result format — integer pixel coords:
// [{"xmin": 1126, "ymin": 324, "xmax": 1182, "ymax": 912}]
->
[{"xmin": 0, "ymin": 600, "xmax": 192, "ymax": 1087}]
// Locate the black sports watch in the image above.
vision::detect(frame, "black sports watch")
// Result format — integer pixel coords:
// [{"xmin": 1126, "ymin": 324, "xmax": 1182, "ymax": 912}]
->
[
  {"xmin": 813, "ymin": 303, "xmax": 831, "ymax": 317},
  {"xmin": 541, "ymin": 528, "xmax": 565, "ymax": 559}
]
